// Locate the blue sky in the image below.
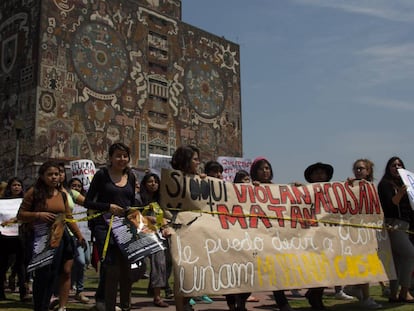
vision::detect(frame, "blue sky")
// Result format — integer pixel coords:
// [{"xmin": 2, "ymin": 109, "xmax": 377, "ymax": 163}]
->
[{"xmin": 182, "ymin": 0, "xmax": 414, "ymax": 183}]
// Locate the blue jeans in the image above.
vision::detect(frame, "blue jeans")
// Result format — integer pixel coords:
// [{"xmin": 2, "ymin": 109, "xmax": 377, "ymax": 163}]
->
[{"xmin": 71, "ymin": 242, "xmax": 90, "ymax": 293}]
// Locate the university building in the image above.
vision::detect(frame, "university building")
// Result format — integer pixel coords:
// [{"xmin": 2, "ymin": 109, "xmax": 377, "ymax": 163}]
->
[{"xmin": 0, "ymin": 0, "xmax": 242, "ymax": 181}]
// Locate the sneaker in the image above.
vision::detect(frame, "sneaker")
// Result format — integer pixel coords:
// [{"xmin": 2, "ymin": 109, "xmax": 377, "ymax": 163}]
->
[
  {"xmin": 49, "ymin": 298, "xmax": 59, "ymax": 310},
  {"xmin": 74, "ymin": 292, "xmax": 90, "ymax": 303},
  {"xmin": 343, "ymin": 285, "xmax": 363, "ymax": 301},
  {"xmin": 360, "ymin": 297, "xmax": 382, "ymax": 309},
  {"xmin": 200, "ymin": 295, "xmax": 213, "ymax": 303},
  {"xmin": 335, "ymin": 290, "xmax": 354, "ymax": 300},
  {"xmin": 291, "ymin": 289, "xmax": 302, "ymax": 297},
  {"xmin": 382, "ymin": 287, "xmax": 390, "ymax": 297},
  {"xmin": 189, "ymin": 298, "xmax": 196, "ymax": 306}
]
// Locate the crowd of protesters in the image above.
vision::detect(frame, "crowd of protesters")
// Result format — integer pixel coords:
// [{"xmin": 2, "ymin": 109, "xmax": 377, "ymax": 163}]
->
[{"xmin": 1, "ymin": 142, "xmax": 414, "ymax": 311}]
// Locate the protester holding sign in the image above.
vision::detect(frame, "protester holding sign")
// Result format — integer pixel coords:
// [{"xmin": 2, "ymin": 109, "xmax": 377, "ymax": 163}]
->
[
  {"xmin": 378, "ymin": 156, "xmax": 414, "ymax": 304},
  {"xmin": 170, "ymin": 145, "xmax": 202, "ymax": 311},
  {"xmin": 138, "ymin": 173, "xmax": 171, "ymax": 308},
  {"xmin": 17, "ymin": 161, "xmax": 86, "ymax": 311},
  {"xmin": 224, "ymin": 169, "xmax": 253, "ymax": 311},
  {"xmin": 250, "ymin": 157, "xmax": 292, "ymax": 311},
  {"xmin": 84, "ymin": 142, "xmax": 136, "ymax": 311},
  {"xmin": 0, "ymin": 177, "xmax": 27, "ymax": 302},
  {"xmin": 344, "ymin": 159, "xmax": 383, "ymax": 309}
]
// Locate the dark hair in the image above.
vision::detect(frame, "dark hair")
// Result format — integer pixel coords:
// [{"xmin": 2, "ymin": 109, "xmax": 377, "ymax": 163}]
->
[
  {"xmin": 140, "ymin": 173, "xmax": 160, "ymax": 205},
  {"xmin": 380, "ymin": 156, "xmax": 405, "ymax": 186},
  {"xmin": 33, "ymin": 161, "xmax": 61, "ymax": 209},
  {"xmin": 68, "ymin": 177, "xmax": 86, "ymax": 195},
  {"xmin": 3, "ymin": 177, "xmax": 24, "ymax": 198},
  {"xmin": 108, "ymin": 142, "xmax": 131, "ymax": 173},
  {"xmin": 233, "ymin": 170, "xmax": 250, "ymax": 184},
  {"xmin": 171, "ymin": 145, "xmax": 200, "ymax": 174},
  {"xmin": 250, "ymin": 158, "xmax": 273, "ymax": 183},
  {"xmin": 57, "ymin": 162, "xmax": 68, "ymax": 190},
  {"xmin": 109, "ymin": 142, "xmax": 131, "ymax": 158},
  {"xmin": 204, "ymin": 161, "xmax": 223, "ymax": 175}
]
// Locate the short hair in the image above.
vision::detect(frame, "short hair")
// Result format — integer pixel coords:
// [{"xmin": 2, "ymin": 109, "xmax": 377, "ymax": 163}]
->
[
  {"xmin": 233, "ymin": 170, "xmax": 250, "ymax": 183},
  {"xmin": 204, "ymin": 161, "xmax": 223, "ymax": 175},
  {"xmin": 109, "ymin": 142, "xmax": 131, "ymax": 158}
]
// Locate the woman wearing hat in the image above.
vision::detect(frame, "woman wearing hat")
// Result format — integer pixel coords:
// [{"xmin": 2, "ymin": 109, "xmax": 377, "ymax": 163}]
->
[{"xmin": 304, "ymin": 162, "xmax": 354, "ymax": 310}]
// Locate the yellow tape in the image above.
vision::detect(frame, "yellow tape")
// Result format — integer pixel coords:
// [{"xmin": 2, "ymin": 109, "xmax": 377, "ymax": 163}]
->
[{"xmin": 60, "ymin": 206, "xmax": 414, "ymax": 236}]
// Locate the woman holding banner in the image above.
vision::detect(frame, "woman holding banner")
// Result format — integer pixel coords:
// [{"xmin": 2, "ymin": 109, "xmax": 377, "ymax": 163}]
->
[
  {"xmin": 170, "ymin": 145, "xmax": 202, "ymax": 311},
  {"xmin": 250, "ymin": 157, "xmax": 293, "ymax": 311},
  {"xmin": 378, "ymin": 156, "xmax": 414, "ymax": 304},
  {"xmin": 85, "ymin": 142, "xmax": 136, "ymax": 311},
  {"xmin": 17, "ymin": 161, "xmax": 86, "ymax": 311},
  {"xmin": 344, "ymin": 159, "xmax": 383, "ymax": 309}
]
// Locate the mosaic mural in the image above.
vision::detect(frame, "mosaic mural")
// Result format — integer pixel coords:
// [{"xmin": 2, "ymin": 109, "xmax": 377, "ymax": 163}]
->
[{"xmin": 0, "ymin": 0, "xmax": 241, "ymax": 179}]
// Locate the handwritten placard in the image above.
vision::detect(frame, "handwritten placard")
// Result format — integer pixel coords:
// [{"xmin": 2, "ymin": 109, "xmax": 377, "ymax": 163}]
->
[
  {"xmin": 160, "ymin": 169, "xmax": 395, "ymax": 296},
  {"xmin": 217, "ymin": 156, "xmax": 252, "ymax": 182},
  {"xmin": 70, "ymin": 159, "xmax": 96, "ymax": 192}
]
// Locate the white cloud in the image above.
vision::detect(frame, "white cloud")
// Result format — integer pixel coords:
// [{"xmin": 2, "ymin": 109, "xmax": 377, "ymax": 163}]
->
[
  {"xmin": 293, "ymin": 0, "xmax": 414, "ymax": 22},
  {"xmin": 358, "ymin": 96, "xmax": 414, "ymax": 112}
]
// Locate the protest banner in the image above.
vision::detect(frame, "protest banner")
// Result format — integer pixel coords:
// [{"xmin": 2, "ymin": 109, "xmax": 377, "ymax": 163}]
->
[
  {"xmin": 398, "ymin": 168, "xmax": 414, "ymax": 210},
  {"xmin": 103, "ymin": 209, "xmax": 166, "ymax": 263},
  {"xmin": 70, "ymin": 159, "xmax": 96, "ymax": 191},
  {"xmin": 217, "ymin": 156, "xmax": 252, "ymax": 182},
  {"xmin": 160, "ymin": 169, "xmax": 395, "ymax": 296},
  {"xmin": 149, "ymin": 153, "xmax": 172, "ymax": 176},
  {"xmin": 0, "ymin": 198, "xmax": 21, "ymax": 236}
]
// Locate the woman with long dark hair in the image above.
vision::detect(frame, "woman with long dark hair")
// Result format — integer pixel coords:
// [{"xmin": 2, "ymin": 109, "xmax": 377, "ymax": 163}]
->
[
  {"xmin": 17, "ymin": 161, "xmax": 85, "ymax": 311},
  {"xmin": 250, "ymin": 157, "xmax": 292, "ymax": 311},
  {"xmin": 85, "ymin": 142, "xmax": 136, "ymax": 311},
  {"xmin": 378, "ymin": 156, "xmax": 414, "ymax": 304}
]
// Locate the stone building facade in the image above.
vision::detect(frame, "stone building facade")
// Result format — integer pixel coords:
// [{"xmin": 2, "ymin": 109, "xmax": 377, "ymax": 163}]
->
[{"xmin": 0, "ymin": 0, "xmax": 241, "ymax": 181}]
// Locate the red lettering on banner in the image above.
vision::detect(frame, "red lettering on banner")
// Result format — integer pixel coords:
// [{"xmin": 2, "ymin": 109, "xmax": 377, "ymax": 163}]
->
[
  {"xmin": 263, "ymin": 185, "xmax": 281, "ymax": 204},
  {"xmin": 331, "ymin": 182, "xmax": 350, "ymax": 214},
  {"xmin": 279, "ymin": 185, "xmax": 297, "ymax": 204},
  {"xmin": 267, "ymin": 205, "xmax": 287, "ymax": 227},
  {"xmin": 290, "ymin": 206, "xmax": 318, "ymax": 229},
  {"xmin": 217, "ymin": 204, "xmax": 248, "ymax": 229},
  {"xmin": 233, "ymin": 184, "xmax": 256, "ymax": 203},
  {"xmin": 312, "ymin": 184, "xmax": 331, "ymax": 214},
  {"xmin": 364, "ymin": 182, "xmax": 381, "ymax": 214},
  {"xmin": 344, "ymin": 182, "xmax": 358, "ymax": 212},
  {"xmin": 250, "ymin": 205, "xmax": 272, "ymax": 228},
  {"xmin": 291, "ymin": 185, "xmax": 312, "ymax": 204}
]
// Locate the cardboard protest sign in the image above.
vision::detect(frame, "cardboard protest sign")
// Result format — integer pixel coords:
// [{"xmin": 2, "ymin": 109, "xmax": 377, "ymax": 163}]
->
[
  {"xmin": 27, "ymin": 214, "xmax": 65, "ymax": 272},
  {"xmin": 0, "ymin": 198, "xmax": 21, "ymax": 236},
  {"xmin": 103, "ymin": 210, "xmax": 166, "ymax": 263},
  {"xmin": 160, "ymin": 169, "xmax": 395, "ymax": 296},
  {"xmin": 70, "ymin": 159, "xmax": 96, "ymax": 191},
  {"xmin": 149, "ymin": 153, "xmax": 172, "ymax": 176},
  {"xmin": 217, "ymin": 156, "xmax": 252, "ymax": 182},
  {"xmin": 398, "ymin": 168, "xmax": 414, "ymax": 210}
]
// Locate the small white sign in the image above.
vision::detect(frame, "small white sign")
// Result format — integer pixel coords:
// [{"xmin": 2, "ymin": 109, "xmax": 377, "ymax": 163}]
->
[{"xmin": 398, "ymin": 168, "xmax": 414, "ymax": 210}]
